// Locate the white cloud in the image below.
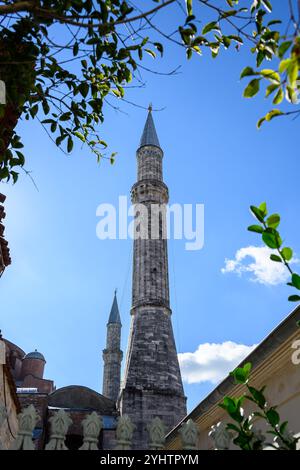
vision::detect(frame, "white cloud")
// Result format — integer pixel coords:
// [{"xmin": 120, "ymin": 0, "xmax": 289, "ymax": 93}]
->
[
  {"xmin": 178, "ymin": 341, "xmax": 257, "ymax": 385},
  {"xmin": 221, "ymin": 245, "xmax": 299, "ymax": 286}
]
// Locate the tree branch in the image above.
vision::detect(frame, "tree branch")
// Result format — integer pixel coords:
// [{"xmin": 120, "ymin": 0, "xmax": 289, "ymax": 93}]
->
[
  {"xmin": 0, "ymin": 0, "xmax": 176, "ymax": 29},
  {"xmin": 0, "ymin": 0, "xmax": 34, "ymax": 14}
]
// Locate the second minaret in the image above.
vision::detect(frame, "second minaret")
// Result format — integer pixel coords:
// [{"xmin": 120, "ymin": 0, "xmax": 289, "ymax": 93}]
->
[{"xmin": 102, "ymin": 292, "xmax": 123, "ymax": 402}]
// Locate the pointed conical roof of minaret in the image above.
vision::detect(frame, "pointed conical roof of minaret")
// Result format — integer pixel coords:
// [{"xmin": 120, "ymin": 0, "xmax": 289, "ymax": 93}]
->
[
  {"xmin": 139, "ymin": 104, "xmax": 161, "ymax": 149},
  {"xmin": 108, "ymin": 290, "xmax": 121, "ymax": 324}
]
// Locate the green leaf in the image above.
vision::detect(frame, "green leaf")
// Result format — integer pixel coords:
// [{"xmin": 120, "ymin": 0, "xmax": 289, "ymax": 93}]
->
[
  {"xmin": 248, "ymin": 225, "xmax": 264, "ymax": 233},
  {"xmin": 266, "ymin": 213, "xmax": 280, "ymax": 229},
  {"xmin": 73, "ymin": 131, "xmax": 86, "ymax": 142},
  {"xmin": 250, "ymin": 205, "xmax": 265, "ymax": 223},
  {"xmin": 11, "ymin": 171, "xmax": 19, "ymax": 184},
  {"xmin": 262, "ymin": 230, "xmax": 282, "ymax": 249},
  {"xmin": 228, "ymin": 35, "xmax": 243, "ymax": 44},
  {"xmin": 266, "ymin": 409, "xmax": 280, "ymax": 427},
  {"xmin": 185, "ymin": 0, "xmax": 193, "ymax": 16},
  {"xmin": 30, "ymin": 104, "xmax": 39, "ymax": 118},
  {"xmin": 220, "ymin": 396, "xmax": 244, "ymax": 423},
  {"xmin": 280, "ymin": 421, "xmax": 289, "ymax": 434},
  {"xmin": 267, "ymin": 20, "xmax": 282, "ymax": 27},
  {"xmin": 56, "ymin": 135, "xmax": 66, "ymax": 146},
  {"xmin": 112, "ymin": 88, "xmax": 122, "ymax": 98},
  {"xmin": 59, "ymin": 112, "xmax": 71, "ymax": 122},
  {"xmin": 273, "ymin": 87, "xmax": 283, "ymax": 105},
  {"xmin": 42, "ymin": 100, "xmax": 50, "ymax": 115},
  {"xmin": 210, "ymin": 43, "xmax": 220, "ymax": 58},
  {"xmin": 154, "ymin": 42, "xmax": 164, "ymax": 56},
  {"xmin": 281, "ymin": 247, "xmax": 293, "ymax": 262},
  {"xmin": 261, "ymin": 0, "xmax": 272, "ymax": 12},
  {"xmin": 259, "ymin": 202, "xmax": 267, "ymax": 217},
  {"xmin": 256, "ymin": 50, "xmax": 264, "ymax": 67},
  {"xmin": 292, "ymin": 273, "xmax": 300, "ymax": 290},
  {"xmin": 67, "ymin": 136, "xmax": 73, "ymax": 153},
  {"xmin": 278, "ymin": 41, "xmax": 292, "ymax": 59},
  {"xmin": 145, "ymin": 49, "xmax": 156, "ymax": 59},
  {"xmin": 270, "ymin": 254, "xmax": 282, "ymax": 263},
  {"xmin": 288, "ymin": 295, "xmax": 300, "ymax": 302},
  {"xmin": 265, "ymin": 109, "xmax": 284, "ymax": 122},
  {"xmin": 257, "ymin": 116, "xmax": 266, "ymax": 129},
  {"xmin": 192, "ymin": 45, "xmax": 202, "ymax": 55},
  {"xmin": 231, "ymin": 363, "xmax": 252, "ymax": 384},
  {"xmin": 222, "ymin": 36, "xmax": 231, "ymax": 49},
  {"xmin": 221, "ymin": 10, "xmax": 237, "ymax": 19},
  {"xmin": 221, "ymin": 396, "xmax": 237, "ymax": 413},
  {"xmin": 247, "ymin": 386, "xmax": 266, "ymax": 408},
  {"xmin": 279, "ymin": 58, "xmax": 292, "ymax": 73},
  {"xmin": 243, "ymin": 362, "xmax": 252, "ymax": 377},
  {"xmin": 73, "ymin": 42, "xmax": 79, "ymax": 56},
  {"xmin": 265, "ymin": 83, "xmax": 279, "ymax": 98},
  {"xmin": 260, "ymin": 69, "xmax": 280, "ymax": 84},
  {"xmin": 78, "ymin": 82, "xmax": 89, "ymax": 98},
  {"xmin": 240, "ymin": 66, "xmax": 257, "ymax": 79},
  {"xmin": 288, "ymin": 60, "xmax": 299, "ymax": 87},
  {"xmin": 243, "ymin": 78, "xmax": 260, "ymax": 98},
  {"xmin": 186, "ymin": 48, "xmax": 192, "ymax": 60},
  {"xmin": 202, "ymin": 21, "xmax": 220, "ymax": 35},
  {"xmin": 286, "ymin": 85, "xmax": 298, "ymax": 104},
  {"xmin": 110, "ymin": 152, "xmax": 117, "ymax": 164}
]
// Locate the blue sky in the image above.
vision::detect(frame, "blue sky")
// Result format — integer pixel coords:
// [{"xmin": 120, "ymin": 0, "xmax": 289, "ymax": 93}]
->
[{"xmin": 1, "ymin": 1, "xmax": 299, "ymax": 411}]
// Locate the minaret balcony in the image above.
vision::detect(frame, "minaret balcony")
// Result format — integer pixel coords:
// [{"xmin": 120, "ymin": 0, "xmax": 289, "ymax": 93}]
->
[{"xmin": 131, "ymin": 180, "xmax": 169, "ymax": 205}]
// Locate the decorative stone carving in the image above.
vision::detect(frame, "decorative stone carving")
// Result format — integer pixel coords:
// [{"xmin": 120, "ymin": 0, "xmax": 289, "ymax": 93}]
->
[
  {"xmin": 45, "ymin": 409, "xmax": 72, "ymax": 450},
  {"xmin": 147, "ymin": 417, "xmax": 166, "ymax": 450},
  {"xmin": 115, "ymin": 415, "xmax": 135, "ymax": 450},
  {"xmin": 209, "ymin": 421, "xmax": 233, "ymax": 450},
  {"xmin": 10, "ymin": 405, "xmax": 39, "ymax": 450},
  {"xmin": 179, "ymin": 419, "xmax": 198, "ymax": 450},
  {"xmin": 79, "ymin": 412, "xmax": 102, "ymax": 450}
]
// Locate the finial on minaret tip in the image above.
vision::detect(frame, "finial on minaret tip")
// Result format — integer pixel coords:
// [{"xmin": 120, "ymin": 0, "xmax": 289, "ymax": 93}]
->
[
  {"xmin": 114, "ymin": 288, "xmax": 117, "ymax": 296},
  {"xmin": 148, "ymin": 103, "xmax": 153, "ymax": 112},
  {"xmin": 108, "ymin": 290, "xmax": 121, "ymax": 324}
]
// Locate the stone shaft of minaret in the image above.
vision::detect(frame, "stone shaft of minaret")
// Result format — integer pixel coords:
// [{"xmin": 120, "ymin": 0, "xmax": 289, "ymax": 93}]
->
[
  {"xmin": 131, "ymin": 109, "xmax": 170, "ymax": 310},
  {"xmin": 120, "ymin": 106, "xmax": 187, "ymax": 449},
  {"xmin": 102, "ymin": 292, "xmax": 123, "ymax": 402}
]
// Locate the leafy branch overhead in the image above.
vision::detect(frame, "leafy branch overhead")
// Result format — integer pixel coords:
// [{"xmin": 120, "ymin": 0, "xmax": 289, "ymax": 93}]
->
[
  {"xmin": 0, "ymin": 1, "xmax": 300, "ymax": 183},
  {"xmin": 248, "ymin": 202, "xmax": 300, "ymax": 303},
  {"xmin": 239, "ymin": 1, "xmax": 300, "ymax": 127},
  {"xmin": 218, "ymin": 363, "xmax": 299, "ymax": 450}
]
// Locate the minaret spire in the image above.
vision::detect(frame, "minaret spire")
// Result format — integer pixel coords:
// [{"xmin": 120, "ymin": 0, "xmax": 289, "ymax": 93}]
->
[
  {"xmin": 139, "ymin": 104, "xmax": 160, "ymax": 149},
  {"xmin": 120, "ymin": 108, "xmax": 187, "ymax": 449},
  {"xmin": 108, "ymin": 289, "xmax": 121, "ymax": 324},
  {"xmin": 102, "ymin": 292, "xmax": 123, "ymax": 402}
]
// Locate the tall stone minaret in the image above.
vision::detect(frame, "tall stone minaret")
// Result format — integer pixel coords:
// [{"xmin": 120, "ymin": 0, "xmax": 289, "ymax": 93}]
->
[
  {"xmin": 102, "ymin": 291, "xmax": 123, "ymax": 402},
  {"xmin": 120, "ymin": 106, "xmax": 187, "ymax": 448}
]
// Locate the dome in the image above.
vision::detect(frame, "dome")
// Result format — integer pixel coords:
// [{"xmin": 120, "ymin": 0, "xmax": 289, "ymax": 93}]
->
[
  {"xmin": 24, "ymin": 349, "xmax": 45, "ymax": 361},
  {"xmin": 48, "ymin": 386, "xmax": 116, "ymax": 413}
]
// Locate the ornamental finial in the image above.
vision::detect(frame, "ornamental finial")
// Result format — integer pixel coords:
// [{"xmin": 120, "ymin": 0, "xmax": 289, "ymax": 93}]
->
[{"xmin": 148, "ymin": 103, "xmax": 153, "ymax": 112}]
